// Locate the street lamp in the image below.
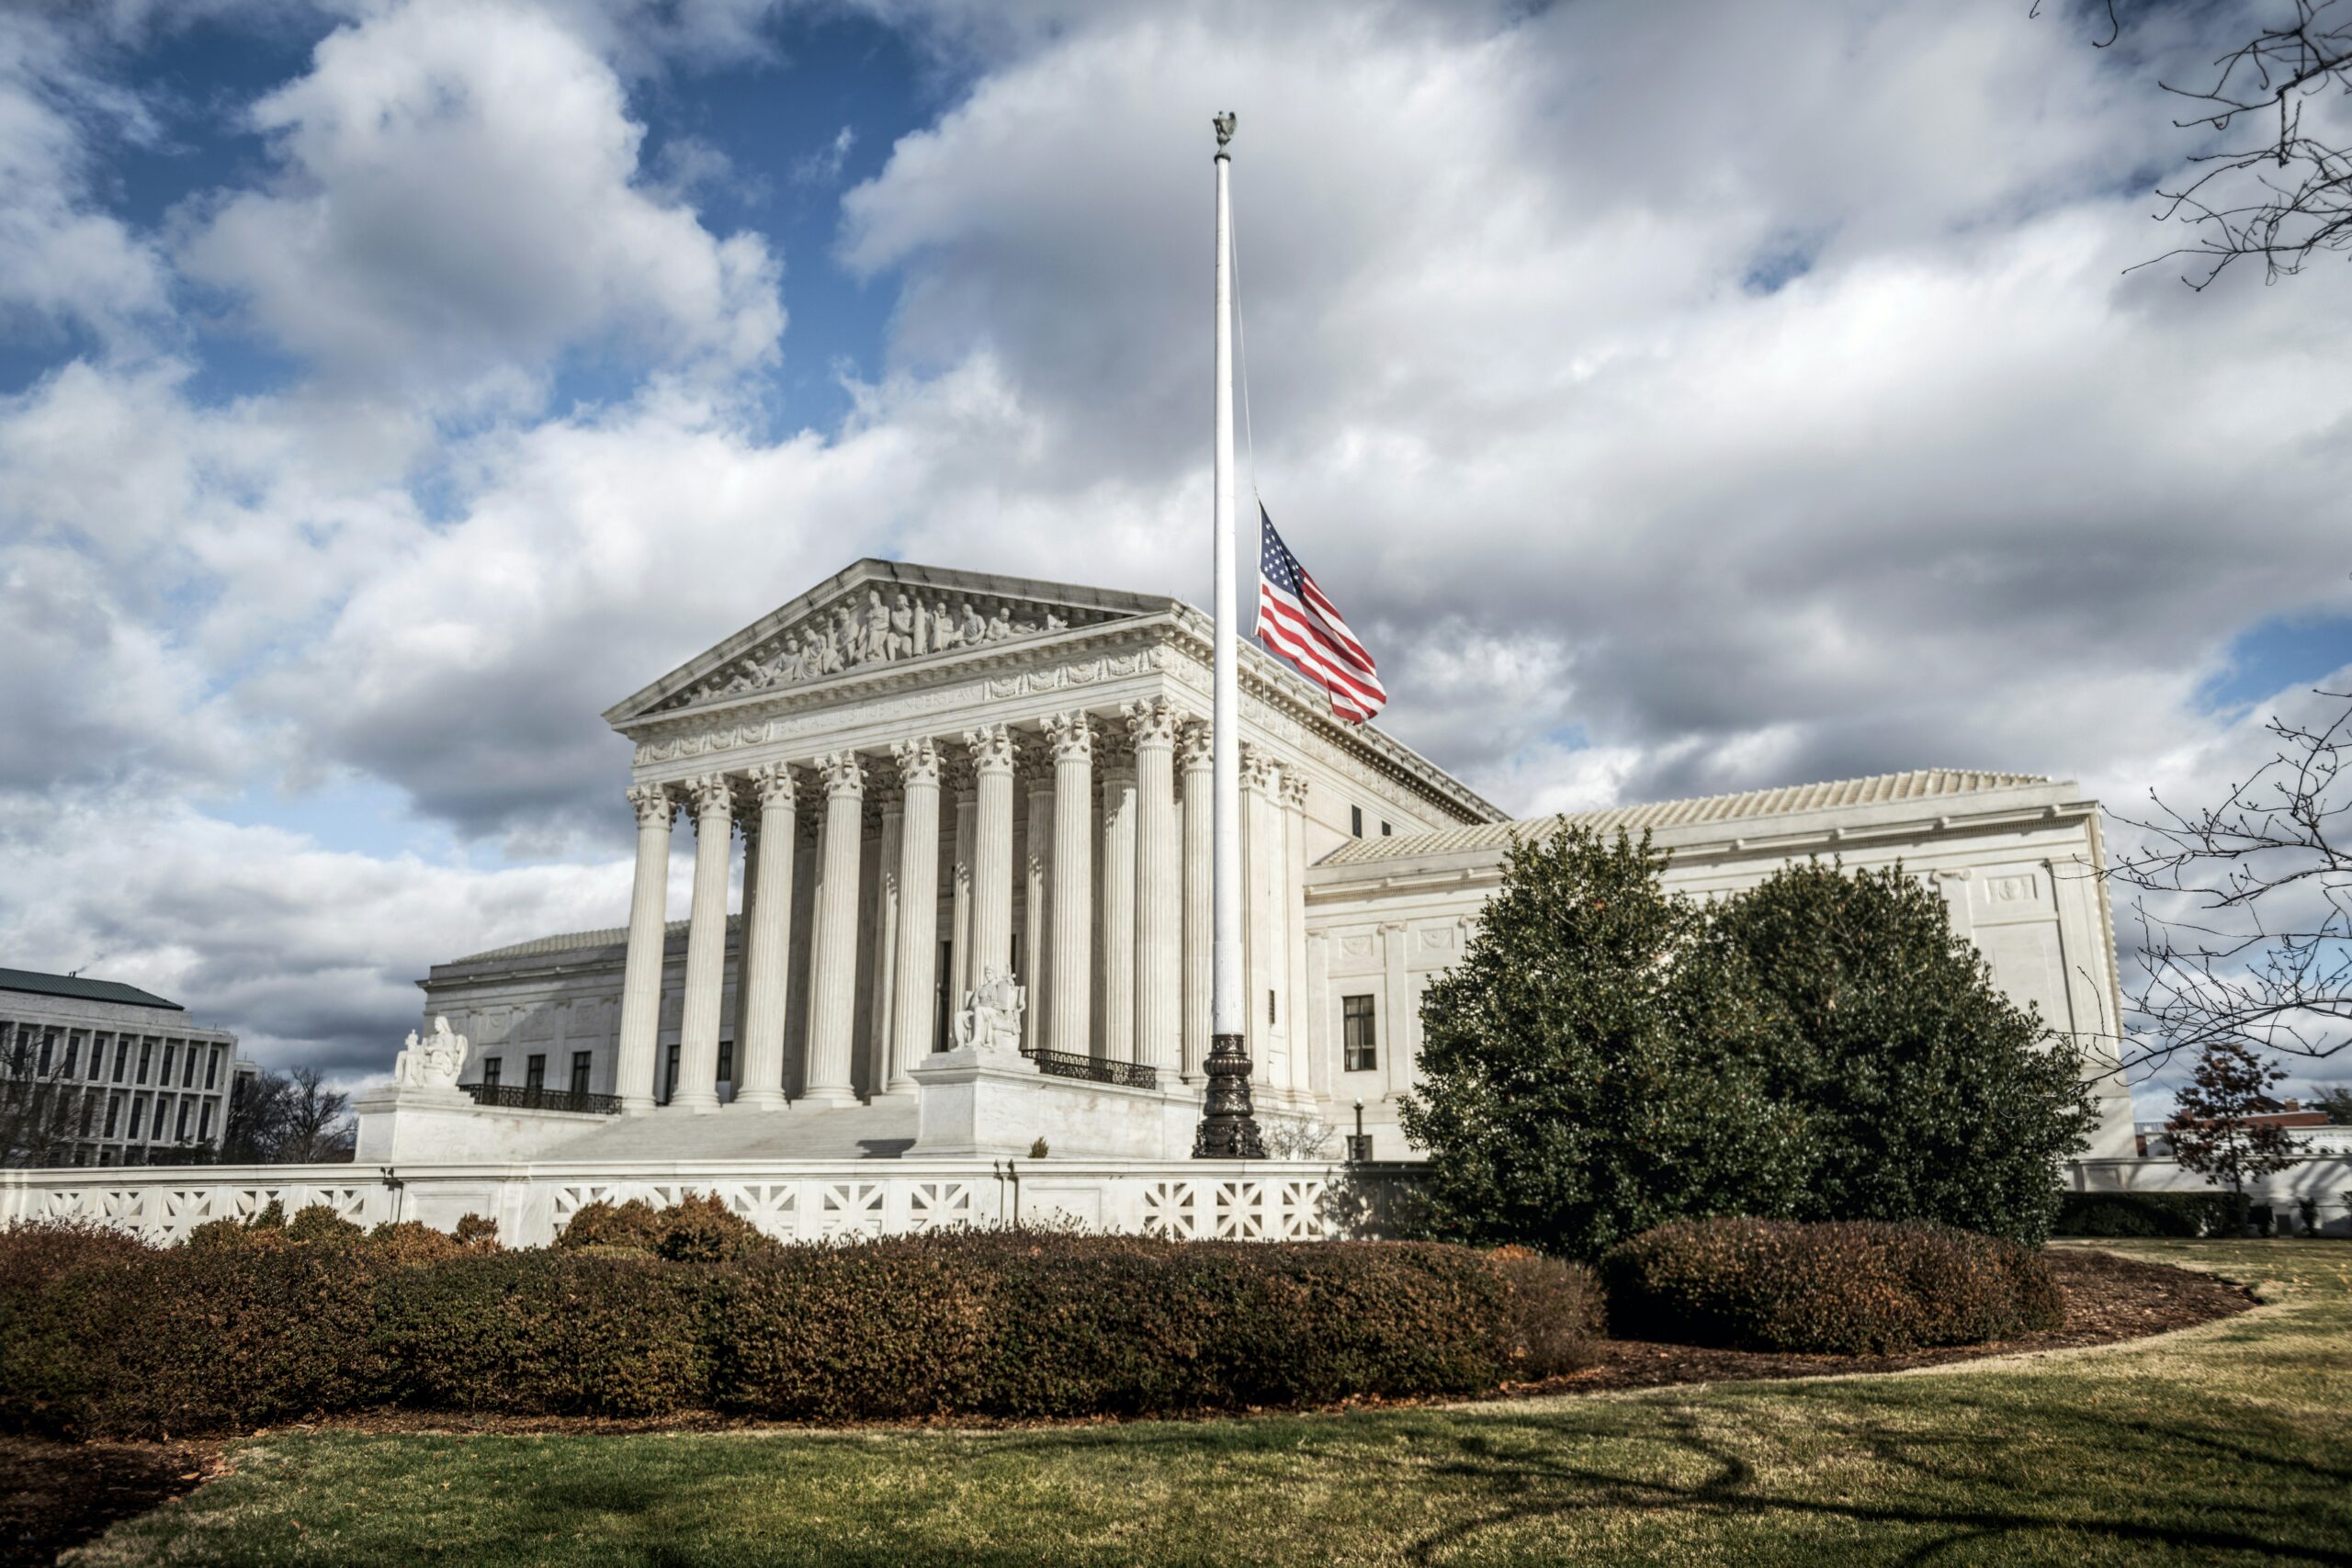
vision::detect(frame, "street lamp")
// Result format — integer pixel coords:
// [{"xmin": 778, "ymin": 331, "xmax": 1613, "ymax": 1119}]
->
[{"xmin": 1347, "ymin": 1097, "xmax": 1371, "ymax": 1163}]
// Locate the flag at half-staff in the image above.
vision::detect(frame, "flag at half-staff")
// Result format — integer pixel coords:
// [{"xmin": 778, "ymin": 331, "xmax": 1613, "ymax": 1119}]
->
[{"xmin": 1256, "ymin": 504, "xmax": 1387, "ymax": 723}]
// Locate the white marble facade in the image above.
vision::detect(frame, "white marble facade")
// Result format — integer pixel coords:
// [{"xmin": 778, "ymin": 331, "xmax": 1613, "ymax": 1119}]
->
[{"xmin": 406, "ymin": 559, "xmax": 2138, "ymax": 1165}]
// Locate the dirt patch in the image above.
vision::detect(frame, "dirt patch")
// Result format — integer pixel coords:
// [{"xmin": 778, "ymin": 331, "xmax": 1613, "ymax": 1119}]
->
[
  {"xmin": 1495, "ymin": 1245, "xmax": 2258, "ymax": 1399},
  {"xmin": 0, "ymin": 1435, "xmax": 224, "ymax": 1567},
  {"xmin": 0, "ymin": 1249, "xmax": 2254, "ymax": 1562}
]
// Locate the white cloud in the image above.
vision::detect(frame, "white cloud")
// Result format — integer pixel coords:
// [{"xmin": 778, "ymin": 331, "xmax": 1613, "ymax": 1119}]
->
[{"xmin": 175, "ymin": 0, "xmax": 784, "ymax": 400}]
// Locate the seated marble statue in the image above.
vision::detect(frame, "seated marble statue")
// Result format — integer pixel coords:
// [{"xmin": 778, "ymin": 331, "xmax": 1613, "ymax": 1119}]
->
[
  {"xmin": 393, "ymin": 1016, "xmax": 470, "ymax": 1090},
  {"xmin": 951, "ymin": 967, "xmax": 1025, "ymax": 1055}
]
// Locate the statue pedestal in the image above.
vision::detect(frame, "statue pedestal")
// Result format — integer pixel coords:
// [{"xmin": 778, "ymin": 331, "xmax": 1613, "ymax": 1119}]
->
[
  {"xmin": 351, "ymin": 1083, "xmax": 597, "ymax": 1165},
  {"xmin": 908, "ymin": 1046, "xmax": 1204, "ymax": 1160}
]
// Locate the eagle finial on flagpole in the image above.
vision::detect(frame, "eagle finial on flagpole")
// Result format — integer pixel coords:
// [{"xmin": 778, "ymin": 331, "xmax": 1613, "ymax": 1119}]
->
[{"xmin": 1213, "ymin": 111, "xmax": 1236, "ymax": 152}]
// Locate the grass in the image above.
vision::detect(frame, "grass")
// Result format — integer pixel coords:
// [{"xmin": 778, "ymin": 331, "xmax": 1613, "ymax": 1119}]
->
[{"xmin": 65, "ymin": 1240, "xmax": 2351, "ymax": 1567}]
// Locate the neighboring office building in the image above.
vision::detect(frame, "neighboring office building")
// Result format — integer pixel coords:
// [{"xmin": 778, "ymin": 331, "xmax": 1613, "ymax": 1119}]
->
[{"xmin": 0, "ymin": 968, "xmax": 254, "ymax": 1167}]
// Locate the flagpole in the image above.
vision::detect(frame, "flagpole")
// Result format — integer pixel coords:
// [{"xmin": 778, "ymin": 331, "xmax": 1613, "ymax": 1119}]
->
[{"xmin": 1195, "ymin": 110, "xmax": 1265, "ymax": 1161}]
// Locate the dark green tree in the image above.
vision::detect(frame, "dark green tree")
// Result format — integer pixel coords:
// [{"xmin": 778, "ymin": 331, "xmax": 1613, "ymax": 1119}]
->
[
  {"xmin": 1688, "ymin": 862, "xmax": 2098, "ymax": 1246},
  {"xmin": 1397, "ymin": 828, "xmax": 1806, "ymax": 1258}
]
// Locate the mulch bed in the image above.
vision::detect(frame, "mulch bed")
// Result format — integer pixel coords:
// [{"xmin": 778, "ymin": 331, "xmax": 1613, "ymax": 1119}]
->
[
  {"xmin": 0, "ymin": 1247, "xmax": 2259, "ymax": 1563},
  {"xmin": 1493, "ymin": 1245, "xmax": 2258, "ymax": 1399}
]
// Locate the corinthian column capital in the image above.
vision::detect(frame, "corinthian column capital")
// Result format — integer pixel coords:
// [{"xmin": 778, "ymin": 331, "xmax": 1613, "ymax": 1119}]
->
[
  {"xmin": 1175, "ymin": 717, "xmax": 1214, "ymax": 772},
  {"xmin": 1044, "ymin": 710, "xmax": 1094, "ymax": 763},
  {"xmin": 1278, "ymin": 772, "xmax": 1311, "ymax": 811},
  {"xmin": 746, "ymin": 761, "xmax": 797, "ymax": 809},
  {"xmin": 963, "ymin": 723, "xmax": 1017, "ymax": 775},
  {"xmin": 1238, "ymin": 743, "xmax": 1278, "ymax": 795},
  {"xmin": 892, "ymin": 736, "xmax": 943, "ymax": 788},
  {"xmin": 815, "ymin": 751, "xmax": 866, "ymax": 798},
  {"xmin": 1124, "ymin": 697, "xmax": 1181, "ymax": 750},
  {"xmin": 683, "ymin": 773, "xmax": 734, "ymax": 818},
  {"xmin": 627, "ymin": 784, "xmax": 677, "ymax": 827}
]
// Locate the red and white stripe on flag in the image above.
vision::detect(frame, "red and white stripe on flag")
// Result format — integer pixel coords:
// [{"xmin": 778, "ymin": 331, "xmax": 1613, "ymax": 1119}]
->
[{"xmin": 1255, "ymin": 506, "xmax": 1386, "ymax": 724}]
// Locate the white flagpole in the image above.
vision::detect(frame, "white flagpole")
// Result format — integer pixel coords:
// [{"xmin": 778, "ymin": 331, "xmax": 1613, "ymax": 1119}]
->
[{"xmin": 1196, "ymin": 111, "xmax": 1264, "ymax": 1160}]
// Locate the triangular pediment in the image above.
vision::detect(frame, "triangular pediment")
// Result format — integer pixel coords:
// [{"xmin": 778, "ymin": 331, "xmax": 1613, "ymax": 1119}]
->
[{"xmin": 605, "ymin": 559, "xmax": 1176, "ymax": 728}]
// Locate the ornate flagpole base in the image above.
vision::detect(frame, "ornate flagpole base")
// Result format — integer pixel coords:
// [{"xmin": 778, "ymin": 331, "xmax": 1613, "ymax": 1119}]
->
[{"xmin": 1192, "ymin": 1032, "xmax": 1266, "ymax": 1158}]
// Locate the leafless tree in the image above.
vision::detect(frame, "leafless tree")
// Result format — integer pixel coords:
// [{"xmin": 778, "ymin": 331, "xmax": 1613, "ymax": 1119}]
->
[
  {"xmin": 2107, "ymin": 690, "xmax": 2352, "ymax": 1070},
  {"xmin": 0, "ymin": 1025, "xmax": 85, "ymax": 1168},
  {"xmin": 1261, "ymin": 1113, "xmax": 1339, "ymax": 1161},
  {"xmin": 2046, "ymin": 0, "xmax": 2352, "ymax": 287},
  {"xmin": 219, "ymin": 1064, "xmax": 356, "ymax": 1164}
]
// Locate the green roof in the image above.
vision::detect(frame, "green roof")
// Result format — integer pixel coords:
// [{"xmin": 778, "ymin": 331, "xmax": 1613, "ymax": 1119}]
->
[{"xmin": 0, "ymin": 967, "xmax": 185, "ymax": 1012}]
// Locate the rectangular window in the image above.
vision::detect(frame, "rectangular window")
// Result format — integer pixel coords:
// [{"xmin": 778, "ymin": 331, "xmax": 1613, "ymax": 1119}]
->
[
  {"xmin": 79, "ymin": 1091, "xmax": 96, "ymax": 1136},
  {"xmin": 112, "ymin": 1040, "xmax": 129, "ymax": 1083},
  {"xmin": 160, "ymin": 1043, "xmax": 175, "ymax": 1084},
  {"xmin": 716, "ymin": 1040, "xmax": 734, "ymax": 1086},
  {"xmin": 103, "ymin": 1094, "xmax": 119, "ymax": 1138},
  {"xmin": 1269, "ymin": 988, "xmax": 1278, "ymax": 1026},
  {"xmin": 1351, "ymin": 805, "xmax": 1363, "ymax": 838},
  {"xmin": 1342, "ymin": 994, "xmax": 1378, "ymax": 1072},
  {"xmin": 89, "ymin": 1034, "xmax": 107, "ymax": 1080},
  {"xmin": 205, "ymin": 1048, "xmax": 220, "ymax": 1089},
  {"xmin": 175, "ymin": 1100, "xmax": 193, "ymax": 1141},
  {"xmin": 61, "ymin": 1034, "xmax": 79, "ymax": 1078},
  {"xmin": 128, "ymin": 1098, "xmax": 145, "ymax": 1139},
  {"xmin": 36, "ymin": 1031, "xmax": 53, "ymax": 1077},
  {"xmin": 1381, "ymin": 821, "xmax": 1392, "ymax": 837},
  {"xmin": 571, "ymin": 1051, "xmax": 593, "ymax": 1096},
  {"xmin": 526, "ymin": 1054, "xmax": 547, "ymax": 1091},
  {"xmin": 182, "ymin": 1047, "xmax": 198, "ymax": 1089},
  {"xmin": 151, "ymin": 1096, "xmax": 170, "ymax": 1140},
  {"xmin": 199, "ymin": 1101, "xmax": 214, "ymax": 1141},
  {"xmin": 481, "ymin": 1056, "xmax": 502, "ymax": 1088},
  {"xmin": 136, "ymin": 1040, "xmax": 153, "ymax": 1084},
  {"xmin": 97, "ymin": 1147, "xmax": 113, "ymax": 1167}
]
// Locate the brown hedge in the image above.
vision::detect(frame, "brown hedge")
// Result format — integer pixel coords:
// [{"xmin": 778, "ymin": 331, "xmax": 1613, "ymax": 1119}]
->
[
  {"xmin": 1600, "ymin": 1217, "xmax": 2061, "ymax": 1355},
  {"xmin": 0, "ymin": 1216, "xmax": 1601, "ymax": 1438}
]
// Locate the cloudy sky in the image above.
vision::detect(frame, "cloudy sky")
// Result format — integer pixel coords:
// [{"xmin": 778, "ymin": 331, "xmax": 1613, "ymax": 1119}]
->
[{"xmin": 4, "ymin": 0, "xmax": 2347, "ymax": 1100}]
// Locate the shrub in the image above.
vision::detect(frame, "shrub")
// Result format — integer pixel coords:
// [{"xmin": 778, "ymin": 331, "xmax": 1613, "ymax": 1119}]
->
[
  {"xmin": 284, "ymin": 1204, "xmax": 364, "ymax": 1246},
  {"xmin": 363, "ymin": 1221, "xmax": 465, "ymax": 1267},
  {"xmin": 554, "ymin": 1198, "xmax": 661, "ymax": 1251},
  {"xmin": 453, "ymin": 1213, "xmax": 500, "ymax": 1249},
  {"xmin": 2052, "ymin": 1190, "xmax": 2249, "ymax": 1238},
  {"xmin": 372, "ymin": 1251, "xmax": 714, "ymax": 1417},
  {"xmin": 1, "ymin": 1244, "xmax": 386, "ymax": 1437},
  {"xmin": 654, "ymin": 1193, "xmax": 776, "ymax": 1264},
  {"xmin": 1602, "ymin": 1218, "xmax": 2062, "ymax": 1356}
]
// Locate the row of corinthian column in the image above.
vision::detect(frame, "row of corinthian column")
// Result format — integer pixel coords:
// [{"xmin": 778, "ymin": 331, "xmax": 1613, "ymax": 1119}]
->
[{"xmin": 610, "ymin": 700, "xmax": 1238, "ymax": 1112}]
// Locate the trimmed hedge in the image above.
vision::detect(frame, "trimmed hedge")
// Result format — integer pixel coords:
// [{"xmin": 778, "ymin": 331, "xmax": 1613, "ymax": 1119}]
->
[
  {"xmin": 1601, "ymin": 1218, "xmax": 2061, "ymax": 1355},
  {"xmin": 2052, "ymin": 1190, "xmax": 2249, "ymax": 1238},
  {"xmin": 0, "ymin": 1214, "xmax": 1602, "ymax": 1438}
]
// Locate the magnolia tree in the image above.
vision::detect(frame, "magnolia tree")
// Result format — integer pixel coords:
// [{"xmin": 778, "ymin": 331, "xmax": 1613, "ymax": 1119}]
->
[{"xmin": 1399, "ymin": 829, "xmax": 2095, "ymax": 1258}]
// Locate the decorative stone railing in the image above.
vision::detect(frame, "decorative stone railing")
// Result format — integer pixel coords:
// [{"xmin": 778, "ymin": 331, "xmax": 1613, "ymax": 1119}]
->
[{"xmin": 0, "ymin": 1158, "xmax": 1425, "ymax": 1248}]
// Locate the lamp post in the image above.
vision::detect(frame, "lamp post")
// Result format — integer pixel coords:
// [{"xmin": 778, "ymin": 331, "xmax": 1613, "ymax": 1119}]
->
[{"xmin": 1348, "ymin": 1097, "xmax": 1370, "ymax": 1163}]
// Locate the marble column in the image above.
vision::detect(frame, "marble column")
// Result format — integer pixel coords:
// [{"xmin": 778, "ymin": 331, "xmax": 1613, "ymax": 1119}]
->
[
  {"xmin": 888, "ymin": 739, "xmax": 942, "ymax": 1085},
  {"xmin": 1021, "ymin": 755, "xmax": 1054, "ymax": 1051},
  {"xmin": 866, "ymin": 787, "xmax": 904, "ymax": 1095},
  {"xmin": 949, "ymin": 766, "xmax": 977, "ymax": 1013},
  {"xmin": 614, "ymin": 784, "xmax": 676, "ymax": 1112},
  {"xmin": 801, "ymin": 752, "xmax": 866, "ymax": 1107},
  {"xmin": 1045, "ymin": 712, "xmax": 1094, "ymax": 1057},
  {"xmin": 966, "ymin": 724, "xmax": 1017, "ymax": 986},
  {"xmin": 1380, "ymin": 920, "xmax": 1410, "ymax": 1102},
  {"xmin": 1099, "ymin": 750, "xmax": 1137, "ymax": 1064},
  {"xmin": 1281, "ymin": 771, "xmax": 1314, "ymax": 1100},
  {"xmin": 1125, "ymin": 700, "xmax": 1180, "ymax": 1074},
  {"xmin": 672, "ymin": 773, "xmax": 735, "ymax": 1111},
  {"xmin": 734, "ymin": 763, "xmax": 796, "ymax": 1110},
  {"xmin": 1239, "ymin": 744, "xmax": 1278, "ymax": 1082},
  {"xmin": 1177, "ymin": 718, "xmax": 1214, "ymax": 1082},
  {"xmin": 729, "ymin": 792, "xmax": 758, "ymax": 1083}
]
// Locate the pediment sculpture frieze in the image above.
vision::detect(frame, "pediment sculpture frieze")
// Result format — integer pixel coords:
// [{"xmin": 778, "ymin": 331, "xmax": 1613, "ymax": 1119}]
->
[{"xmin": 655, "ymin": 588, "xmax": 1119, "ymax": 713}]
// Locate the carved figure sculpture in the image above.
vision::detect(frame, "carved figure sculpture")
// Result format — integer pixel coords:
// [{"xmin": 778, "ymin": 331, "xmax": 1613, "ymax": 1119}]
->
[
  {"xmin": 957, "ymin": 600, "xmax": 988, "ymax": 645},
  {"xmin": 986, "ymin": 604, "xmax": 1014, "ymax": 640},
  {"xmin": 892, "ymin": 592, "xmax": 918, "ymax": 659},
  {"xmin": 952, "ymin": 966, "xmax": 1026, "ymax": 1055},
  {"xmin": 865, "ymin": 590, "xmax": 892, "ymax": 660},
  {"xmin": 932, "ymin": 598, "xmax": 963, "ymax": 650},
  {"xmin": 393, "ymin": 1016, "xmax": 469, "ymax": 1089},
  {"xmin": 836, "ymin": 604, "xmax": 865, "ymax": 665}
]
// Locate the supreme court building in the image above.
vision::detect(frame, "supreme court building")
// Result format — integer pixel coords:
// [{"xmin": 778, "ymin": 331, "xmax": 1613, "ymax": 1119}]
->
[{"xmin": 356, "ymin": 558, "xmax": 2139, "ymax": 1173}]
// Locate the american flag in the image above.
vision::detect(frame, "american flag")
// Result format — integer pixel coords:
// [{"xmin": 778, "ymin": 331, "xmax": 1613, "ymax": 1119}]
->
[{"xmin": 1256, "ymin": 504, "xmax": 1386, "ymax": 724}]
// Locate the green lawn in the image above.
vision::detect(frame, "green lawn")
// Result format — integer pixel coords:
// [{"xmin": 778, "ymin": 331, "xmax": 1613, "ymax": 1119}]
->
[{"xmin": 67, "ymin": 1241, "xmax": 2351, "ymax": 1567}]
